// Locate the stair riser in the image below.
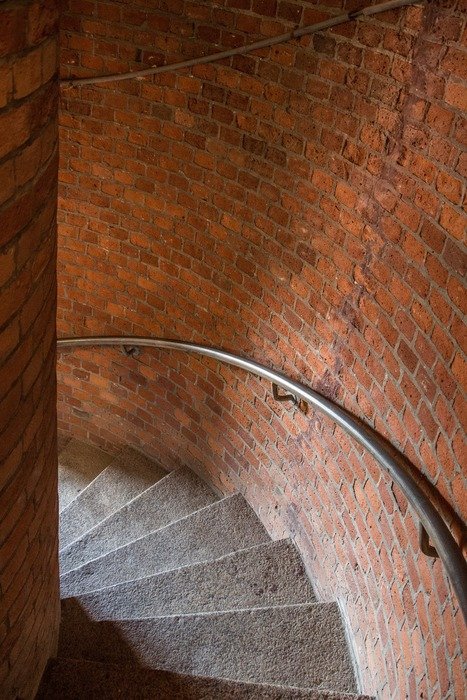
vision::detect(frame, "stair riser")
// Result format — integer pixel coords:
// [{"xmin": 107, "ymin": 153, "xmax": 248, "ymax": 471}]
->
[{"xmin": 38, "ymin": 658, "xmax": 372, "ymax": 699}]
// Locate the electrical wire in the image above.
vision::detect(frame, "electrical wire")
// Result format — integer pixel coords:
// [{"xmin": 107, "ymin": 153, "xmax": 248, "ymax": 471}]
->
[{"xmin": 60, "ymin": 0, "xmax": 424, "ymax": 88}]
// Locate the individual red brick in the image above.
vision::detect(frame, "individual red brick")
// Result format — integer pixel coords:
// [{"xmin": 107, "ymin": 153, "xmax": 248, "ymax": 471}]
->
[
  {"xmin": 426, "ymin": 103, "xmax": 454, "ymax": 136},
  {"xmin": 0, "ymin": 101, "xmax": 31, "ymax": 160},
  {"xmin": 0, "ymin": 6, "xmax": 28, "ymax": 57},
  {"xmin": 436, "ymin": 171, "xmax": 463, "ymax": 204},
  {"xmin": 439, "ymin": 204, "xmax": 465, "ymax": 240},
  {"xmin": 13, "ymin": 45, "xmax": 42, "ymax": 99},
  {"xmin": 443, "ymin": 239, "xmax": 466, "ymax": 278},
  {"xmin": 0, "ymin": 64, "xmax": 13, "ymax": 108},
  {"xmin": 444, "ymin": 80, "xmax": 467, "ymax": 110},
  {"xmin": 419, "ymin": 218, "xmax": 445, "ymax": 253}
]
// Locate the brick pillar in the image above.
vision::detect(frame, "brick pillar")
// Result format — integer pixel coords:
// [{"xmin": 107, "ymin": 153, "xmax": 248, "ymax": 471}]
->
[{"xmin": 0, "ymin": 1, "xmax": 60, "ymax": 697}]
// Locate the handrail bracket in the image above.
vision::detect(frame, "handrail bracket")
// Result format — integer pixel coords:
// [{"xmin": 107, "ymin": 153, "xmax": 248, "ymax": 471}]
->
[
  {"xmin": 420, "ymin": 523, "xmax": 439, "ymax": 558},
  {"xmin": 272, "ymin": 382, "xmax": 308, "ymax": 415},
  {"xmin": 122, "ymin": 345, "xmax": 140, "ymax": 358}
]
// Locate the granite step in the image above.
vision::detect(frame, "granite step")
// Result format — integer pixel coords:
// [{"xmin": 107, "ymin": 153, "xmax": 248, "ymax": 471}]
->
[
  {"xmin": 57, "ymin": 602, "xmax": 357, "ymax": 693},
  {"xmin": 58, "ymin": 440, "xmax": 113, "ymax": 513},
  {"xmin": 60, "ymin": 495, "xmax": 270, "ymax": 597},
  {"xmin": 60, "ymin": 467, "xmax": 217, "ymax": 574},
  {"xmin": 62, "ymin": 539, "xmax": 316, "ymax": 619},
  {"xmin": 59, "ymin": 447, "xmax": 167, "ymax": 551}
]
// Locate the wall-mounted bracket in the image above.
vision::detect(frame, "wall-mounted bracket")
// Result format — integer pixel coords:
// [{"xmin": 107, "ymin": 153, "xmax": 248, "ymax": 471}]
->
[
  {"xmin": 272, "ymin": 383, "xmax": 308, "ymax": 415},
  {"xmin": 122, "ymin": 345, "xmax": 140, "ymax": 358},
  {"xmin": 272, "ymin": 382, "xmax": 297, "ymax": 405},
  {"xmin": 419, "ymin": 523, "xmax": 439, "ymax": 558}
]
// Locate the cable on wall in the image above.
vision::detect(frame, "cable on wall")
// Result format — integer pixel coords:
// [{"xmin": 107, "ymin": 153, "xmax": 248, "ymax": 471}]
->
[{"xmin": 61, "ymin": 0, "xmax": 425, "ymax": 88}]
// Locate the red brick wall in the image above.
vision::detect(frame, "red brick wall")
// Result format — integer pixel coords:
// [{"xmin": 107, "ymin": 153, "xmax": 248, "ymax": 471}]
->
[
  {"xmin": 57, "ymin": 1, "xmax": 466, "ymax": 697},
  {"xmin": 0, "ymin": 1, "xmax": 60, "ymax": 697}
]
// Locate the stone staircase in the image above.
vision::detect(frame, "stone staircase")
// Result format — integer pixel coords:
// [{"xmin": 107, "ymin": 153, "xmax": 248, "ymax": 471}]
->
[{"xmin": 37, "ymin": 439, "xmax": 373, "ymax": 699}]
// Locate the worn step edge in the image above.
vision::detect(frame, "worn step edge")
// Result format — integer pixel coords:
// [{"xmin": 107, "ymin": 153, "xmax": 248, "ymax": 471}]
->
[
  {"xmin": 62, "ymin": 539, "xmax": 316, "ymax": 619},
  {"xmin": 59, "ymin": 447, "xmax": 167, "ymax": 551},
  {"xmin": 60, "ymin": 494, "xmax": 270, "ymax": 597},
  {"xmin": 58, "ymin": 602, "xmax": 356, "ymax": 693},
  {"xmin": 37, "ymin": 657, "xmax": 373, "ymax": 699},
  {"xmin": 59, "ymin": 467, "xmax": 218, "ymax": 573}
]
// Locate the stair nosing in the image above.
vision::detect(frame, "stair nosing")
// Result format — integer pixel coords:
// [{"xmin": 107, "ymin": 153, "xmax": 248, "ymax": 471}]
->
[
  {"xmin": 72, "ymin": 600, "xmax": 337, "ymax": 622},
  {"xmin": 64, "ymin": 600, "xmax": 330, "ymax": 623}
]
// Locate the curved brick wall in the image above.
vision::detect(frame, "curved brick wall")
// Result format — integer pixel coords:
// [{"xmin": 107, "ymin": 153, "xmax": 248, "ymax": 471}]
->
[
  {"xmin": 0, "ymin": 1, "xmax": 60, "ymax": 697},
  {"xmin": 57, "ymin": 1, "xmax": 466, "ymax": 697}
]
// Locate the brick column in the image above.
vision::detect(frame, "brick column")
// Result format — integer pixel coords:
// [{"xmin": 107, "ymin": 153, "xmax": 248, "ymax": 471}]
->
[{"xmin": 0, "ymin": 1, "xmax": 60, "ymax": 697}]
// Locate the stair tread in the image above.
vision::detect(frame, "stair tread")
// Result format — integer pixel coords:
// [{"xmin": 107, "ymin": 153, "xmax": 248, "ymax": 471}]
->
[
  {"xmin": 60, "ymin": 494, "xmax": 270, "ymax": 597},
  {"xmin": 59, "ymin": 467, "xmax": 217, "ymax": 574},
  {"xmin": 58, "ymin": 440, "xmax": 113, "ymax": 512},
  {"xmin": 58, "ymin": 602, "xmax": 357, "ymax": 693},
  {"xmin": 37, "ymin": 658, "xmax": 373, "ymax": 699},
  {"xmin": 63, "ymin": 539, "xmax": 316, "ymax": 618},
  {"xmin": 59, "ymin": 447, "xmax": 167, "ymax": 550}
]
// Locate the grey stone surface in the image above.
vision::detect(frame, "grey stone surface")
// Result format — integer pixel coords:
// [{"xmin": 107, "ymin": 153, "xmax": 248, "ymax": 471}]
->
[
  {"xmin": 58, "ymin": 603, "xmax": 357, "ymax": 693},
  {"xmin": 37, "ymin": 658, "xmax": 373, "ymax": 699},
  {"xmin": 55, "ymin": 446, "xmax": 364, "ymax": 698},
  {"xmin": 59, "ymin": 440, "xmax": 113, "ymax": 512},
  {"xmin": 60, "ymin": 468, "xmax": 217, "ymax": 574},
  {"xmin": 59, "ymin": 448, "xmax": 167, "ymax": 551},
  {"xmin": 60, "ymin": 495, "xmax": 270, "ymax": 597},
  {"xmin": 65, "ymin": 539, "xmax": 316, "ymax": 619}
]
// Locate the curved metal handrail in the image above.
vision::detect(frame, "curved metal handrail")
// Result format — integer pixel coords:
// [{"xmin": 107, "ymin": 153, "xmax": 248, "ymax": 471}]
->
[{"xmin": 57, "ymin": 335, "xmax": 467, "ymax": 621}]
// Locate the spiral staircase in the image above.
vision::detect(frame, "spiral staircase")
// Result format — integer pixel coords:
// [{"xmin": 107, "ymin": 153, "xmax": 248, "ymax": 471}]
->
[{"xmin": 36, "ymin": 437, "xmax": 373, "ymax": 699}]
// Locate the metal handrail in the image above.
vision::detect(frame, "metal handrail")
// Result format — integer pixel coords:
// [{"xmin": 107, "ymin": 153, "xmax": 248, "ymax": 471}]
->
[{"xmin": 57, "ymin": 335, "xmax": 467, "ymax": 621}]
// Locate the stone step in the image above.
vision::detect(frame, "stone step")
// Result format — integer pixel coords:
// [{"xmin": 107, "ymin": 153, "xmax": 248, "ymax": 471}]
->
[
  {"xmin": 37, "ymin": 657, "xmax": 373, "ymax": 699},
  {"xmin": 60, "ymin": 468, "xmax": 217, "ymax": 574},
  {"xmin": 59, "ymin": 447, "xmax": 167, "ymax": 550},
  {"xmin": 63, "ymin": 539, "xmax": 316, "ymax": 619},
  {"xmin": 57, "ymin": 603, "xmax": 357, "ymax": 693},
  {"xmin": 58, "ymin": 440, "xmax": 113, "ymax": 513},
  {"xmin": 60, "ymin": 495, "xmax": 270, "ymax": 597}
]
